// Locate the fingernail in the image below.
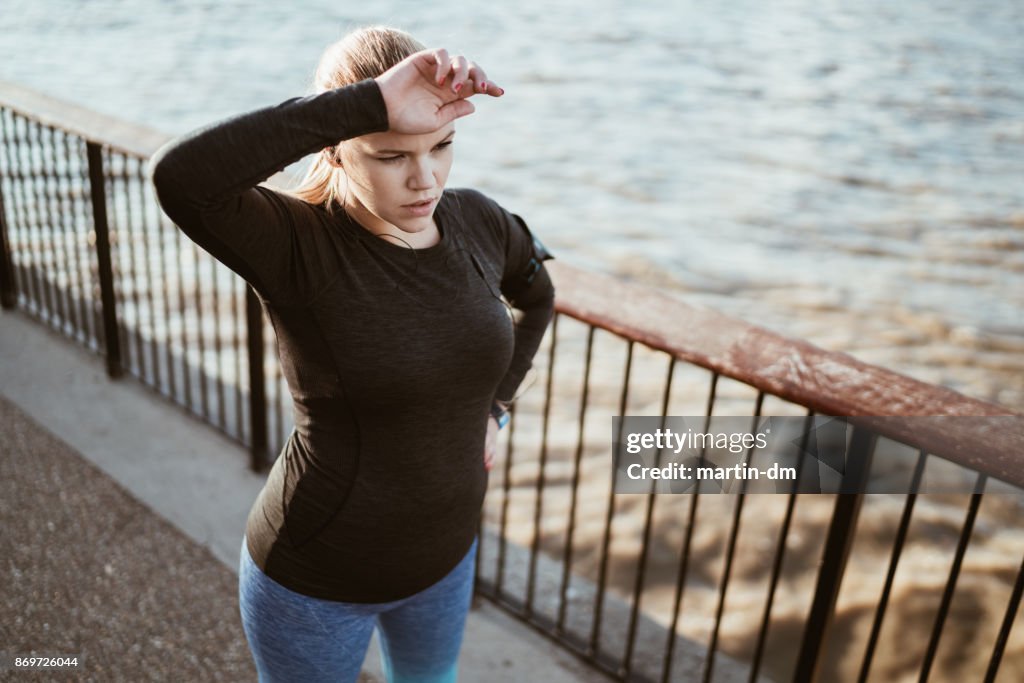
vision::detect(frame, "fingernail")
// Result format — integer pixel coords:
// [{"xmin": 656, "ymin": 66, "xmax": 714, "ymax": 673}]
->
[
  {"xmin": 497, "ymin": 87, "xmax": 505, "ymax": 95},
  {"xmin": 438, "ymin": 78, "xmax": 445, "ymax": 87},
  {"xmin": 454, "ymin": 82, "xmax": 462, "ymax": 92},
  {"xmin": 481, "ymin": 81, "xmax": 488, "ymax": 91}
]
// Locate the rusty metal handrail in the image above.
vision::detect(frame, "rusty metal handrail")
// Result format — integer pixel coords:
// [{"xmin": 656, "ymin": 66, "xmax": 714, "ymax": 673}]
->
[
  {"xmin": 0, "ymin": 80, "xmax": 168, "ymax": 159},
  {"xmin": 549, "ymin": 261, "xmax": 1023, "ymax": 486}
]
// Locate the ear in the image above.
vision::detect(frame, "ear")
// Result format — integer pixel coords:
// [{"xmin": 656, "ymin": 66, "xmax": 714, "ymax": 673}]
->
[{"xmin": 323, "ymin": 146, "xmax": 343, "ymax": 168}]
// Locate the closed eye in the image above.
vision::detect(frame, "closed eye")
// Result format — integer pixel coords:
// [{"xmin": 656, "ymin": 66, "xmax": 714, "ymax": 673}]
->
[{"xmin": 375, "ymin": 139, "xmax": 454, "ymax": 164}]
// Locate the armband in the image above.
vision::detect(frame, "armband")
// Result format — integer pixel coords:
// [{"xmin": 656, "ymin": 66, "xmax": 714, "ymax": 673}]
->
[
  {"xmin": 504, "ymin": 214, "xmax": 555, "ymax": 302},
  {"xmin": 490, "ymin": 402, "xmax": 510, "ymax": 430}
]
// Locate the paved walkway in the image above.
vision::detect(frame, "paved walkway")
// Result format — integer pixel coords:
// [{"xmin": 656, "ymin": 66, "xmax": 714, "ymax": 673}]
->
[
  {"xmin": 0, "ymin": 393, "xmax": 255, "ymax": 681},
  {"xmin": 0, "ymin": 307, "xmax": 607, "ymax": 682}
]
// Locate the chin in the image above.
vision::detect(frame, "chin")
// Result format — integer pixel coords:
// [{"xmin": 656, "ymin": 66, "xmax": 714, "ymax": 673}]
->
[{"xmin": 395, "ymin": 214, "xmax": 435, "ymax": 233}]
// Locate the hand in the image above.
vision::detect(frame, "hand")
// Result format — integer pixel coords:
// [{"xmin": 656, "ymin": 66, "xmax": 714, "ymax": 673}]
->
[
  {"xmin": 484, "ymin": 416, "xmax": 499, "ymax": 471},
  {"xmin": 375, "ymin": 48, "xmax": 504, "ymax": 135}
]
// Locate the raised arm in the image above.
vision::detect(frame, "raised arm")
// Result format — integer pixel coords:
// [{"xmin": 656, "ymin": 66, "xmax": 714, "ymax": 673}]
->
[
  {"xmin": 150, "ymin": 48, "xmax": 504, "ymax": 304},
  {"xmin": 150, "ymin": 80, "xmax": 390, "ymax": 303}
]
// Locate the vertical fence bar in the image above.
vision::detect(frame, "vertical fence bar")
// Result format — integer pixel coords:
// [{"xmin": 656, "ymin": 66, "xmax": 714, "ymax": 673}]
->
[
  {"xmin": 661, "ymin": 371, "xmax": 718, "ymax": 683},
  {"xmin": 191, "ymin": 241, "xmax": 209, "ymax": 418},
  {"xmin": 857, "ymin": 450, "xmax": 928, "ymax": 683},
  {"xmin": 623, "ymin": 356, "xmax": 676, "ymax": 679},
  {"xmin": 111, "ymin": 151, "xmax": 146, "ymax": 382},
  {"xmin": 132, "ymin": 159, "xmax": 161, "ymax": 392},
  {"xmin": 590, "ymin": 338, "xmax": 634, "ymax": 656},
  {"xmin": 109, "ymin": 151, "xmax": 136, "ymax": 377},
  {"xmin": 919, "ymin": 474, "xmax": 988, "ymax": 682},
  {"xmin": 209, "ymin": 255, "xmax": 226, "ymax": 431},
  {"xmin": 273, "ymin": 350, "xmax": 285, "ymax": 451},
  {"xmin": 268, "ymin": 354, "xmax": 276, "ymax": 449},
  {"xmin": 28, "ymin": 118, "xmax": 47, "ymax": 317},
  {"xmin": 177, "ymin": 230, "xmax": 194, "ymax": 412},
  {"xmin": 47, "ymin": 126, "xmax": 74, "ymax": 335},
  {"xmin": 0, "ymin": 110, "xmax": 21, "ymax": 309},
  {"xmin": 0, "ymin": 155, "xmax": 15, "ymax": 309},
  {"xmin": 40, "ymin": 125, "xmax": 69, "ymax": 331},
  {"xmin": 556, "ymin": 324, "xmax": 595, "ymax": 635},
  {"xmin": 86, "ymin": 141, "xmax": 122, "ymax": 379},
  {"xmin": 28, "ymin": 120, "xmax": 57, "ymax": 322},
  {"xmin": 232, "ymin": 280, "xmax": 245, "ymax": 441},
  {"xmin": 792, "ymin": 425, "xmax": 877, "ymax": 682},
  {"xmin": 984, "ymin": 551, "xmax": 1024, "ymax": 683},
  {"xmin": 63, "ymin": 133, "xmax": 91, "ymax": 346},
  {"xmin": 80, "ymin": 140, "xmax": 103, "ymax": 351},
  {"xmin": 38, "ymin": 123, "xmax": 58, "ymax": 323},
  {"xmin": 53, "ymin": 130, "xmax": 79, "ymax": 339},
  {"xmin": 703, "ymin": 392, "xmax": 765, "ymax": 683},
  {"xmin": 14, "ymin": 115, "xmax": 42, "ymax": 315},
  {"xmin": 475, "ymin": 497, "xmax": 484, "ymax": 592},
  {"xmin": 748, "ymin": 409, "xmax": 817, "ymax": 683},
  {"xmin": 3, "ymin": 111, "xmax": 26, "ymax": 309},
  {"xmin": 153, "ymin": 209, "xmax": 175, "ymax": 402},
  {"xmin": 245, "ymin": 285, "xmax": 268, "ymax": 471},
  {"xmin": 496, "ymin": 392, "xmax": 517, "ymax": 595},
  {"xmin": 526, "ymin": 312, "xmax": 558, "ymax": 616},
  {"xmin": 49, "ymin": 126, "xmax": 72, "ymax": 332}
]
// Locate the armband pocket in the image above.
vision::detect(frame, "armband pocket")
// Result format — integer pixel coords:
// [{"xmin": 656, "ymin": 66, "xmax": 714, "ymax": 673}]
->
[{"xmin": 504, "ymin": 213, "xmax": 554, "ymax": 302}]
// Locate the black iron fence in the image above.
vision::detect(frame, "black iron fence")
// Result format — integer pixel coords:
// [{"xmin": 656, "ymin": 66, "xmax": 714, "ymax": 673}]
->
[{"xmin": 2, "ymin": 81, "xmax": 1022, "ymax": 683}]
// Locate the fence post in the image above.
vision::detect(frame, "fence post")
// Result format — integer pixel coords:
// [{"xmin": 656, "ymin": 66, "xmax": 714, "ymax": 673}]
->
[
  {"xmin": 793, "ymin": 424, "xmax": 876, "ymax": 682},
  {"xmin": 85, "ymin": 142, "xmax": 122, "ymax": 379},
  {"xmin": 245, "ymin": 285, "xmax": 269, "ymax": 471},
  {"xmin": 0, "ymin": 178, "xmax": 16, "ymax": 309}
]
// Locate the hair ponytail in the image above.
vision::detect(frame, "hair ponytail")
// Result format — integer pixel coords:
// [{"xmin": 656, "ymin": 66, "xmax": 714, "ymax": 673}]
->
[{"xmin": 286, "ymin": 26, "xmax": 425, "ymax": 212}]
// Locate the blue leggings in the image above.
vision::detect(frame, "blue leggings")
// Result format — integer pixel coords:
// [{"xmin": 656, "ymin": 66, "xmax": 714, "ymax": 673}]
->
[{"xmin": 238, "ymin": 536, "xmax": 477, "ymax": 683}]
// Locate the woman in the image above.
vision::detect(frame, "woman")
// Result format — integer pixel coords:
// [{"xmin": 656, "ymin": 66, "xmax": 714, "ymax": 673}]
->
[{"xmin": 150, "ymin": 26, "xmax": 554, "ymax": 683}]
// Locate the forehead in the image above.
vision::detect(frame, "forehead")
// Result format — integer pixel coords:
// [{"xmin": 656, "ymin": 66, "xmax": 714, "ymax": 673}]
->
[{"xmin": 353, "ymin": 125, "xmax": 455, "ymax": 152}]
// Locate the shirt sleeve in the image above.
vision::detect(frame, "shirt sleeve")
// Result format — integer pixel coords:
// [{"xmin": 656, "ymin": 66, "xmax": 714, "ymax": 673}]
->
[
  {"xmin": 149, "ymin": 79, "xmax": 390, "ymax": 305},
  {"xmin": 475, "ymin": 194, "xmax": 556, "ymax": 404}
]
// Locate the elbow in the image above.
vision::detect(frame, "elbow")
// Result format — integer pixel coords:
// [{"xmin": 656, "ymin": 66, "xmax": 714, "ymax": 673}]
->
[
  {"xmin": 511, "ymin": 268, "xmax": 556, "ymax": 317},
  {"xmin": 536, "ymin": 287, "xmax": 556, "ymax": 321},
  {"xmin": 513, "ymin": 288, "xmax": 556, "ymax": 332},
  {"xmin": 148, "ymin": 140, "xmax": 178, "ymax": 203},
  {"xmin": 148, "ymin": 139, "xmax": 195, "ymax": 225}
]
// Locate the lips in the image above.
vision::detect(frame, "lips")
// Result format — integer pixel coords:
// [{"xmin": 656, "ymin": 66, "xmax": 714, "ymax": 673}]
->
[
  {"xmin": 403, "ymin": 197, "xmax": 437, "ymax": 207},
  {"xmin": 402, "ymin": 197, "xmax": 438, "ymax": 217}
]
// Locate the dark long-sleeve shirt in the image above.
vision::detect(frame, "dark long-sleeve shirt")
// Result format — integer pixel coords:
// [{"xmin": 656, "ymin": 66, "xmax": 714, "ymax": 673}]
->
[{"xmin": 150, "ymin": 78, "xmax": 554, "ymax": 602}]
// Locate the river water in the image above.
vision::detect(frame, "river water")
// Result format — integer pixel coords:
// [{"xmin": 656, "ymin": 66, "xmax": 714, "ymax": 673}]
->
[{"xmin": 2, "ymin": 0, "xmax": 1022, "ymax": 410}]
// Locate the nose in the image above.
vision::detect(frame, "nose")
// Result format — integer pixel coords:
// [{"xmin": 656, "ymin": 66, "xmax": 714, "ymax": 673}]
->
[{"xmin": 407, "ymin": 156, "xmax": 436, "ymax": 191}]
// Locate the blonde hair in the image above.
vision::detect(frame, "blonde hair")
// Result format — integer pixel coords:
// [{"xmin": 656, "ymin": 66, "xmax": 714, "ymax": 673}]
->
[{"xmin": 288, "ymin": 26, "xmax": 425, "ymax": 210}]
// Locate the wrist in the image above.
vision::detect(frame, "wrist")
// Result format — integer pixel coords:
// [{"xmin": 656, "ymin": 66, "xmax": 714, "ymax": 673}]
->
[
  {"xmin": 490, "ymin": 401, "xmax": 510, "ymax": 430},
  {"xmin": 372, "ymin": 76, "xmax": 396, "ymax": 129}
]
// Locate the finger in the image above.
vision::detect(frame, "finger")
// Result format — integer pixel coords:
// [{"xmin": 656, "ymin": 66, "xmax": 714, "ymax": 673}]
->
[
  {"xmin": 480, "ymin": 80, "xmax": 504, "ymax": 96},
  {"xmin": 431, "ymin": 48, "xmax": 451, "ymax": 86},
  {"xmin": 450, "ymin": 55, "xmax": 471, "ymax": 94},
  {"xmin": 466, "ymin": 63, "xmax": 490, "ymax": 95},
  {"xmin": 467, "ymin": 63, "xmax": 504, "ymax": 96},
  {"xmin": 437, "ymin": 98, "xmax": 475, "ymax": 125}
]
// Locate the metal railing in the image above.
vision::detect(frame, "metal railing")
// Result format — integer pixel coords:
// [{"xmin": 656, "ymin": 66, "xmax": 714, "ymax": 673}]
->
[{"xmin": 2, "ymin": 80, "xmax": 1022, "ymax": 683}]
